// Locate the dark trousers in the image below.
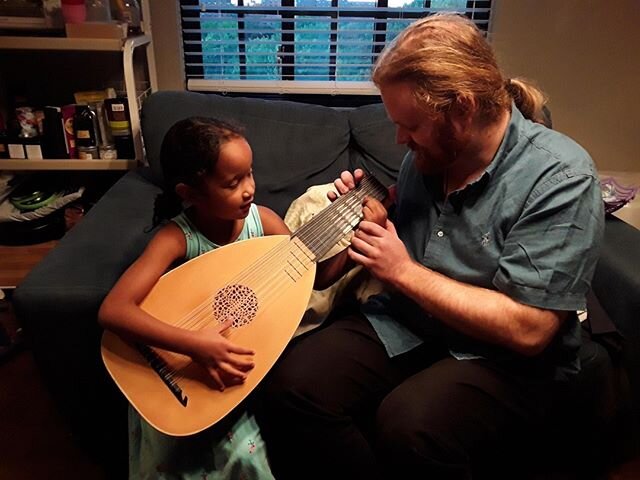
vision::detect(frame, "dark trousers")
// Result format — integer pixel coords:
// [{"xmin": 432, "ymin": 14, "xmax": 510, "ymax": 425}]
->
[{"xmin": 257, "ymin": 314, "xmax": 556, "ymax": 480}]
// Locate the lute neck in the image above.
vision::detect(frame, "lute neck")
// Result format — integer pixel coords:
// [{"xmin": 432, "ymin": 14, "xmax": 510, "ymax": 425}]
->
[{"xmin": 292, "ymin": 175, "xmax": 388, "ymax": 261}]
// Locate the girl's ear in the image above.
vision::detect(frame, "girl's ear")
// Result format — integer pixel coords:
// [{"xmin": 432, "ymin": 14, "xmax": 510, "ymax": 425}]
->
[{"xmin": 175, "ymin": 182, "xmax": 198, "ymax": 204}]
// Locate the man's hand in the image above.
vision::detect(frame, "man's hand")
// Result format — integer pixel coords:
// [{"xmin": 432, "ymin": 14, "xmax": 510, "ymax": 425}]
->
[
  {"xmin": 327, "ymin": 168, "xmax": 365, "ymax": 201},
  {"xmin": 328, "ymin": 168, "xmax": 396, "ymax": 210},
  {"xmin": 349, "ymin": 219, "xmax": 412, "ymax": 285}
]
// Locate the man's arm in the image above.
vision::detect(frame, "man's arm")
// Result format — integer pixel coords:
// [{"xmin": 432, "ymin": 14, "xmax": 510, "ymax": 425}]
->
[{"xmin": 350, "ymin": 220, "xmax": 567, "ymax": 356}]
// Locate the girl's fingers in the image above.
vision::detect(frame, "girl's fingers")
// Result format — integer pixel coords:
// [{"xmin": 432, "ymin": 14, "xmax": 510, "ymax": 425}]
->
[
  {"xmin": 207, "ymin": 367, "xmax": 225, "ymax": 391},
  {"xmin": 227, "ymin": 342, "xmax": 255, "ymax": 356},
  {"xmin": 218, "ymin": 362, "xmax": 248, "ymax": 381},
  {"xmin": 217, "ymin": 318, "xmax": 234, "ymax": 333},
  {"xmin": 225, "ymin": 353, "xmax": 255, "ymax": 370}
]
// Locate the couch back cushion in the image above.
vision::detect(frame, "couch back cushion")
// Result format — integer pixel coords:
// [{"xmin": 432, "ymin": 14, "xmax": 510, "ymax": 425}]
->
[
  {"xmin": 348, "ymin": 103, "xmax": 408, "ymax": 187},
  {"xmin": 141, "ymin": 91, "xmax": 351, "ymax": 216}
]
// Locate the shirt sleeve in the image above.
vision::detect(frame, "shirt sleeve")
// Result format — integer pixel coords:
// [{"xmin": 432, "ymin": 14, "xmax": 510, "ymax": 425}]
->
[{"xmin": 493, "ymin": 168, "xmax": 604, "ymax": 311}]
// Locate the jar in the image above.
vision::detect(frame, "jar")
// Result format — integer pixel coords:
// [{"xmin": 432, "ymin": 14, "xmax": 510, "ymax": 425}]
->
[
  {"xmin": 99, "ymin": 144, "xmax": 118, "ymax": 160},
  {"xmin": 78, "ymin": 146, "xmax": 99, "ymax": 160}
]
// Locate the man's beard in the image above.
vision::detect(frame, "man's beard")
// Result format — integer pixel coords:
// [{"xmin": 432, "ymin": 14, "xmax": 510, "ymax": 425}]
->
[{"xmin": 410, "ymin": 121, "xmax": 460, "ymax": 175}]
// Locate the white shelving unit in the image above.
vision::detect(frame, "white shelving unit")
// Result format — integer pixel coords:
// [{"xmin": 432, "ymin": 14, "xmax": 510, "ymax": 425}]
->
[{"xmin": 0, "ymin": 11, "xmax": 157, "ymax": 172}]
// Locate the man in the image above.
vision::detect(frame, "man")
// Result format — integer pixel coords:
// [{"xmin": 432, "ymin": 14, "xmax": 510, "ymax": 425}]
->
[{"xmin": 258, "ymin": 13, "xmax": 604, "ymax": 479}]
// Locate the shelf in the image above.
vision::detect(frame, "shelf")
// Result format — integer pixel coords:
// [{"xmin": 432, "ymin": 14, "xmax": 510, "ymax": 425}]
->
[
  {"xmin": 0, "ymin": 159, "xmax": 137, "ymax": 171},
  {"xmin": 0, "ymin": 34, "xmax": 150, "ymax": 52}
]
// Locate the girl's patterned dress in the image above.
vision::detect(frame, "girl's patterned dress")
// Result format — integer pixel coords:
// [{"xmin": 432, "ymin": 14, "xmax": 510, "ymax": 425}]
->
[{"xmin": 128, "ymin": 204, "xmax": 275, "ymax": 480}]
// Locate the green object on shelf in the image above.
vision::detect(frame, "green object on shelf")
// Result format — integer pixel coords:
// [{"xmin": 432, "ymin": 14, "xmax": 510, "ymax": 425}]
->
[{"xmin": 10, "ymin": 189, "xmax": 61, "ymax": 211}]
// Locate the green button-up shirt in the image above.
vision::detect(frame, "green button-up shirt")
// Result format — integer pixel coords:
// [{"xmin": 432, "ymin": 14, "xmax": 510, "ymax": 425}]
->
[{"xmin": 362, "ymin": 104, "xmax": 604, "ymax": 378}]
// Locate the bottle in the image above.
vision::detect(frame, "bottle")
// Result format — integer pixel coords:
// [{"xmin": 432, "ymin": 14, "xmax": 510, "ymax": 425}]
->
[
  {"xmin": 85, "ymin": 0, "xmax": 112, "ymax": 22},
  {"xmin": 42, "ymin": 106, "xmax": 70, "ymax": 158},
  {"xmin": 104, "ymin": 98, "xmax": 135, "ymax": 158},
  {"xmin": 114, "ymin": 0, "xmax": 141, "ymax": 35},
  {"xmin": 74, "ymin": 105, "xmax": 99, "ymax": 150}
]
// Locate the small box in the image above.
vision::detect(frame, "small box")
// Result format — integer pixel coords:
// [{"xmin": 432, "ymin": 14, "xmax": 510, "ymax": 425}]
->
[{"xmin": 65, "ymin": 21, "xmax": 128, "ymax": 39}]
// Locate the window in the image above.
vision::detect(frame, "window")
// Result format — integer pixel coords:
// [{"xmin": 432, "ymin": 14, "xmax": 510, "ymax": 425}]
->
[{"xmin": 181, "ymin": 0, "xmax": 492, "ymax": 95}]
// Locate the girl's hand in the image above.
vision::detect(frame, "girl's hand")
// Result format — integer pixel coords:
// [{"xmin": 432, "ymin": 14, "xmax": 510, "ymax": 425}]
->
[
  {"xmin": 189, "ymin": 319, "xmax": 255, "ymax": 391},
  {"xmin": 362, "ymin": 196, "xmax": 387, "ymax": 228}
]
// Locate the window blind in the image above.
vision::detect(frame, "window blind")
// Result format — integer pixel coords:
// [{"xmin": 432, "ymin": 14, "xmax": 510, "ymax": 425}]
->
[{"xmin": 181, "ymin": 0, "xmax": 492, "ymax": 95}]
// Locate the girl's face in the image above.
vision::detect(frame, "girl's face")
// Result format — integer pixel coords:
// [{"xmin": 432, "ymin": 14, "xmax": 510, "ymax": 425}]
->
[{"xmin": 196, "ymin": 137, "xmax": 256, "ymax": 220}]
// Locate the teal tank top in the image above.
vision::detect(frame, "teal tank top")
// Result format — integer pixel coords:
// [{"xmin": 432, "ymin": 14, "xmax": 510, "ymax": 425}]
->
[{"xmin": 172, "ymin": 204, "xmax": 264, "ymax": 261}]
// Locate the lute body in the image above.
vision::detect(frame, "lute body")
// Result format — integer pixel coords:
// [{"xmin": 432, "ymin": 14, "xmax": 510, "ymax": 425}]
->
[{"xmin": 101, "ymin": 175, "xmax": 387, "ymax": 436}]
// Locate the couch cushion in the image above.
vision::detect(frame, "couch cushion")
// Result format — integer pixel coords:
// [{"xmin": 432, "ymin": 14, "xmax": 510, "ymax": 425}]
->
[
  {"xmin": 141, "ymin": 91, "xmax": 352, "ymax": 217},
  {"xmin": 348, "ymin": 103, "xmax": 408, "ymax": 187}
]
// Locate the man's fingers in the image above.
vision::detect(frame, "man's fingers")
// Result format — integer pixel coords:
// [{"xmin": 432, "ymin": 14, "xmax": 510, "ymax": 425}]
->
[{"xmin": 340, "ymin": 171, "xmax": 356, "ymax": 190}]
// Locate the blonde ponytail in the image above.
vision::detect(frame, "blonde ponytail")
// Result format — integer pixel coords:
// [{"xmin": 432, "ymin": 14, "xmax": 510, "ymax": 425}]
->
[{"xmin": 505, "ymin": 78, "xmax": 551, "ymax": 127}]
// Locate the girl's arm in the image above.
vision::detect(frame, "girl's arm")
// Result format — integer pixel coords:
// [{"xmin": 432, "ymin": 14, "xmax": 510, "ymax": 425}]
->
[
  {"xmin": 99, "ymin": 223, "xmax": 193, "ymax": 351},
  {"xmin": 258, "ymin": 200, "xmax": 386, "ymax": 290},
  {"xmin": 258, "ymin": 205, "xmax": 291, "ymax": 236},
  {"xmin": 98, "ymin": 223, "xmax": 254, "ymax": 390}
]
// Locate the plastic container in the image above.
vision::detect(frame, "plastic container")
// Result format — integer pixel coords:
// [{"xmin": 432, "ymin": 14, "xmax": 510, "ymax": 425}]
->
[{"xmin": 61, "ymin": 0, "xmax": 86, "ymax": 24}]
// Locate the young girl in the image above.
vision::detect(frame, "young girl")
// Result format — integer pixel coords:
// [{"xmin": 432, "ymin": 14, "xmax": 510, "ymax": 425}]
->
[
  {"xmin": 98, "ymin": 117, "xmax": 283, "ymax": 480},
  {"xmin": 99, "ymin": 116, "xmax": 387, "ymax": 479}
]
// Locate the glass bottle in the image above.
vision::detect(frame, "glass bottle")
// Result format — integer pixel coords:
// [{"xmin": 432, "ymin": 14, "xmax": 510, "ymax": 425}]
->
[
  {"xmin": 114, "ymin": 0, "xmax": 141, "ymax": 35},
  {"xmin": 86, "ymin": 0, "xmax": 112, "ymax": 22},
  {"xmin": 74, "ymin": 105, "xmax": 98, "ymax": 149}
]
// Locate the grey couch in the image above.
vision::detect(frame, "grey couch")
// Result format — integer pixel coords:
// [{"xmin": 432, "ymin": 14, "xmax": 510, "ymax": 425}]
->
[{"xmin": 13, "ymin": 91, "xmax": 640, "ymax": 477}]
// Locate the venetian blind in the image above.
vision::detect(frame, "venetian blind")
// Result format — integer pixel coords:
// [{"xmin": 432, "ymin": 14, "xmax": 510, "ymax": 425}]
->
[{"xmin": 180, "ymin": 0, "xmax": 492, "ymax": 94}]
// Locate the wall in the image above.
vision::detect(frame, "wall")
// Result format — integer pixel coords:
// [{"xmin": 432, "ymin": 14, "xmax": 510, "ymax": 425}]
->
[
  {"xmin": 148, "ymin": 1, "xmax": 184, "ymax": 91},
  {"xmin": 491, "ymin": 0, "xmax": 640, "ymax": 172},
  {"xmin": 149, "ymin": 1, "xmax": 640, "ymax": 172}
]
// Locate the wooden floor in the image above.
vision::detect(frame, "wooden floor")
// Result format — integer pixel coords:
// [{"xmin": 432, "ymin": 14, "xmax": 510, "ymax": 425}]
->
[{"xmin": 0, "ymin": 240, "xmax": 58, "ymax": 288}]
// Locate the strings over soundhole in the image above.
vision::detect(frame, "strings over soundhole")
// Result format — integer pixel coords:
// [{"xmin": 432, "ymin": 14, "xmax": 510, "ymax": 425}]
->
[{"xmin": 213, "ymin": 285, "xmax": 258, "ymax": 328}]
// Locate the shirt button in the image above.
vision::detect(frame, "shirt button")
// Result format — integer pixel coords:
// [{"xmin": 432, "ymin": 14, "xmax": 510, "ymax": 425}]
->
[{"xmin": 436, "ymin": 230, "xmax": 444, "ymax": 237}]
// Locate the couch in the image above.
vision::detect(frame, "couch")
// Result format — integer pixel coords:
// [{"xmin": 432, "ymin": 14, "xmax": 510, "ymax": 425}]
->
[{"xmin": 13, "ymin": 91, "xmax": 640, "ymax": 477}]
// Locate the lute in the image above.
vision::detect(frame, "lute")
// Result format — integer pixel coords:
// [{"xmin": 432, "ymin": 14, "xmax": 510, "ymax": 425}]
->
[{"xmin": 101, "ymin": 174, "xmax": 387, "ymax": 436}]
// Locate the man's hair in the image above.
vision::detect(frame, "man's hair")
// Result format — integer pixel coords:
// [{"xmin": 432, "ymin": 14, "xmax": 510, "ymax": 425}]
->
[{"xmin": 372, "ymin": 13, "xmax": 548, "ymax": 125}]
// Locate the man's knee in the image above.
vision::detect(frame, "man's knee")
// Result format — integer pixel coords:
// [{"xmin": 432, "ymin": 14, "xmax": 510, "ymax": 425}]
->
[{"xmin": 376, "ymin": 392, "xmax": 467, "ymax": 463}]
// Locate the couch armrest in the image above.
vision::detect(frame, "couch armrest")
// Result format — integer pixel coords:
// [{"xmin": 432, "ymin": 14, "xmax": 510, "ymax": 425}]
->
[
  {"xmin": 14, "ymin": 168, "xmax": 160, "ymax": 322},
  {"xmin": 11, "ymin": 168, "xmax": 160, "ymax": 464},
  {"xmin": 591, "ymin": 215, "xmax": 640, "ymax": 339}
]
